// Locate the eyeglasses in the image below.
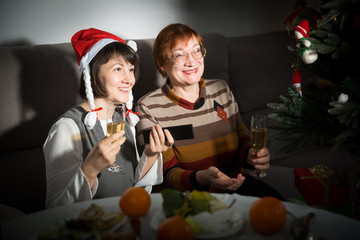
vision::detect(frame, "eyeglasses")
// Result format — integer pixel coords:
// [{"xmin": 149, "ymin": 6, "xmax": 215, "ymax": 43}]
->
[{"xmin": 167, "ymin": 47, "xmax": 206, "ymax": 64}]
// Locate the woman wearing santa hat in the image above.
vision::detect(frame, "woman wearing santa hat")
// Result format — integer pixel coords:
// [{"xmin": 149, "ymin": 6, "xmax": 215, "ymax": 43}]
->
[{"xmin": 43, "ymin": 28, "xmax": 174, "ymax": 208}]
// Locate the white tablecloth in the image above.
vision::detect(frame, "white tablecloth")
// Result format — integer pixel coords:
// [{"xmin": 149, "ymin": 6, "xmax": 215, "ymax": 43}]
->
[{"xmin": 2, "ymin": 193, "xmax": 360, "ymax": 240}]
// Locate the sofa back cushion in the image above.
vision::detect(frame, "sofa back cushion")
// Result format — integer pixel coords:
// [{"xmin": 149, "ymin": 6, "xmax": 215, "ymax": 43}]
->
[
  {"xmin": 228, "ymin": 31, "xmax": 293, "ymax": 114},
  {"xmin": 0, "ymin": 43, "xmax": 80, "ymax": 212},
  {"xmin": 0, "ymin": 43, "xmax": 80, "ymax": 152},
  {"xmin": 201, "ymin": 32, "xmax": 229, "ymax": 83}
]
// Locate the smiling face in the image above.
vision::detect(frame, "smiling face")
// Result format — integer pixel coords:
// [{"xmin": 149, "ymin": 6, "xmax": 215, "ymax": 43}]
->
[
  {"xmin": 99, "ymin": 55, "xmax": 135, "ymax": 104},
  {"xmin": 164, "ymin": 36, "xmax": 204, "ymax": 88}
]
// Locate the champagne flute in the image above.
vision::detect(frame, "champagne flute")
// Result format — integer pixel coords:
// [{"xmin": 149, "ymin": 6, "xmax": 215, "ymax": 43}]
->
[
  {"xmin": 106, "ymin": 102, "xmax": 126, "ymax": 172},
  {"xmin": 250, "ymin": 114, "xmax": 268, "ymax": 177}
]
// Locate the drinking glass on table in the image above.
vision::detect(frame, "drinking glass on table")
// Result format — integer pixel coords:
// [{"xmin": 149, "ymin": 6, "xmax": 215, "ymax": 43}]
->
[
  {"xmin": 106, "ymin": 102, "xmax": 126, "ymax": 172},
  {"xmin": 249, "ymin": 114, "xmax": 268, "ymax": 177}
]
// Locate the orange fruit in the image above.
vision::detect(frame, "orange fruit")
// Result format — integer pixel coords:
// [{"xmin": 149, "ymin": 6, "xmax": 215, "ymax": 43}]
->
[
  {"xmin": 157, "ymin": 216, "xmax": 193, "ymax": 240},
  {"xmin": 249, "ymin": 196, "xmax": 287, "ymax": 235},
  {"xmin": 119, "ymin": 187, "xmax": 151, "ymax": 218}
]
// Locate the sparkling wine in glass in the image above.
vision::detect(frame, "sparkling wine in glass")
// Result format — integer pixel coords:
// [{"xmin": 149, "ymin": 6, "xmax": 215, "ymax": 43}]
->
[
  {"xmin": 250, "ymin": 114, "xmax": 267, "ymax": 177},
  {"xmin": 106, "ymin": 102, "xmax": 126, "ymax": 172}
]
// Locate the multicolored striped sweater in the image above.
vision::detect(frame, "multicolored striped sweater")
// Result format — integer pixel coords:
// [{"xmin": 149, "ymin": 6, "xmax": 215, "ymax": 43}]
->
[{"xmin": 135, "ymin": 78, "xmax": 251, "ymax": 192}]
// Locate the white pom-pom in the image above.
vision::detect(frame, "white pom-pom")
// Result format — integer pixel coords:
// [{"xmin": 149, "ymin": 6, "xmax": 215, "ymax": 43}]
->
[
  {"xmin": 128, "ymin": 112, "xmax": 140, "ymax": 127},
  {"xmin": 338, "ymin": 93, "xmax": 349, "ymax": 103},
  {"xmin": 302, "ymin": 39, "xmax": 311, "ymax": 48},
  {"xmin": 127, "ymin": 40, "xmax": 137, "ymax": 52},
  {"xmin": 302, "ymin": 49, "xmax": 318, "ymax": 64},
  {"xmin": 84, "ymin": 112, "xmax": 97, "ymax": 130}
]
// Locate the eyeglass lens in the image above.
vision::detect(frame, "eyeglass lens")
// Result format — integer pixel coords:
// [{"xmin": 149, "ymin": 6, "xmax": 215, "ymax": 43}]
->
[{"xmin": 171, "ymin": 48, "xmax": 205, "ymax": 64}]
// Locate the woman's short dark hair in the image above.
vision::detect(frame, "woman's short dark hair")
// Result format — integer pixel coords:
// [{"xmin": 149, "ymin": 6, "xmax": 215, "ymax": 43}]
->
[
  {"xmin": 79, "ymin": 41, "xmax": 140, "ymax": 99},
  {"xmin": 153, "ymin": 23, "xmax": 204, "ymax": 77}
]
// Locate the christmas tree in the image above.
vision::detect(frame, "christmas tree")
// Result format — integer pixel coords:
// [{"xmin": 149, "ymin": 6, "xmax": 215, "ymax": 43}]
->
[{"xmin": 267, "ymin": 0, "xmax": 360, "ymax": 156}]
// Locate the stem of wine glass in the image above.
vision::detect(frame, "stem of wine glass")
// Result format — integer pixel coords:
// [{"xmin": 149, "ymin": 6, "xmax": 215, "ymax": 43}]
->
[{"xmin": 105, "ymin": 103, "xmax": 125, "ymax": 172}]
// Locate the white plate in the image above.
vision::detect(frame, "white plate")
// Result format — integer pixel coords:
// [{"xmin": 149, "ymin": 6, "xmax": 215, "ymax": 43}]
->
[
  {"xmin": 33, "ymin": 212, "xmax": 128, "ymax": 239},
  {"xmin": 151, "ymin": 193, "xmax": 245, "ymax": 239}
]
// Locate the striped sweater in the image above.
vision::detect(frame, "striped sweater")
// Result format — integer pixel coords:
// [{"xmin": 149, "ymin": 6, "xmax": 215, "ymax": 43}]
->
[{"xmin": 135, "ymin": 78, "xmax": 251, "ymax": 192}]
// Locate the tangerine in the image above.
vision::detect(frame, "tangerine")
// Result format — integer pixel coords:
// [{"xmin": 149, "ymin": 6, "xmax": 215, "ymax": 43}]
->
[
  {"xmin": 119, "ymin": 187, "xmax": 151, "ymax": 218},
  {"xmin": 157, "ymin": 216, "xmax": 193, "ymax": 240},
  {"xmin": 249, "ymin": 196, "xmax": 287, "ymax": 235}
]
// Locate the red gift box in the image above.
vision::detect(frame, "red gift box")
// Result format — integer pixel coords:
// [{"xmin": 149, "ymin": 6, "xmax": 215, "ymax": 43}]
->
[{"xmin": 294, "ymin": 165, "xmax": 350, "ymax": 206}]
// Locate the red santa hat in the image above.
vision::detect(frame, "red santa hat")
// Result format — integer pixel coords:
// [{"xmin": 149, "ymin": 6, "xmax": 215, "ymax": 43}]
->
[
  {"xmin": 294, "ymin": 19, "xmax": 310, "ymax": 38},
  {"xmin": 71, "ymin": 28, "xmax": 139, "ymax": 129},
  {"xmin": 292, "ymin": 68, "xmax": 302, "ymax": 96},
  {"xmin": 291, "ymin": 68, "xmax": 301, "ymax": 84}
]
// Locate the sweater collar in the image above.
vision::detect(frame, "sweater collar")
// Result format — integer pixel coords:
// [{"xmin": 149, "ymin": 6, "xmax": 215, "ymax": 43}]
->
[{"xmin": 162, "ymin": 78, "xmax": 206, "ymax": 110}]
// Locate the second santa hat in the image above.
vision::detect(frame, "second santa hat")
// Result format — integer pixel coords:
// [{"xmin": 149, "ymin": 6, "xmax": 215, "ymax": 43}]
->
[{"xmin": 71, "ymin": 28, "xmax": 139, "ymax": 129}]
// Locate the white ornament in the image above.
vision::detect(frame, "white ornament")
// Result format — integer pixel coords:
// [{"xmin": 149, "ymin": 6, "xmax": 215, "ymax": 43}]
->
[
  {"xmin": 301, "ymin": 49, "xmax": 318, "ymax": 64},
  {"xmin": 302, "ymin": 39, "xmax": 311, "ymax": 48},
  {"xmin": 338, "ymin": 93, "xmax": 349, "ymax": 103}
]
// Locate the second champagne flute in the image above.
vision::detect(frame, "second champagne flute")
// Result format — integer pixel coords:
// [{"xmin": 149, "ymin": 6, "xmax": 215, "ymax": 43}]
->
[
  {"xmin": 250, "ymin": 114, "xmax": 268, "ymax": 177},
  {"xmin": 106, "ymin": 102, "xmax": 126, "ymax": 172}
]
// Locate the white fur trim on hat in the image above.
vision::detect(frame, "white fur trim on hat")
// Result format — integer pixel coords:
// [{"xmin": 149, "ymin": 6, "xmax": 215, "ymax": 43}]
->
[{"xmin": 79, "ymin": 38, "xmax": 116, "ymax": 73}]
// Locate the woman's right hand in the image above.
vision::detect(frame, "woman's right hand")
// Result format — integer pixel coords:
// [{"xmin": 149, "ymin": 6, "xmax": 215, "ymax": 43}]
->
[
  {"xmin": 144, "ymin": 124, "xmax": 174, "ymax": 157},
  {"xmin": 196, "ymin": 166, "xmax": 245, "ymax": 191},
  {"xmin": 81, "ymin": 131, "xmax": 126, "ymax": 181}
]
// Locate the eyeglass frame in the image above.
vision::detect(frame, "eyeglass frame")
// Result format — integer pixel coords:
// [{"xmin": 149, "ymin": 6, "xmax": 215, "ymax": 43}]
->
[{"xmin": 167, "ymin": 47, "xmax": 207, "ymax": 64}]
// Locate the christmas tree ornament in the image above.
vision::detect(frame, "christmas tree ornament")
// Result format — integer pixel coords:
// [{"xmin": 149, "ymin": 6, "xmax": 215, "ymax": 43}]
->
[
  {"xmin": 269, "ymin": 0, "xmax": 360, "ymax": 158},
  {"xmin": 292, "ymin": 68, "xmax": 302, "ymax": 96},
  {"xmin": 338, "ymin": 93, "xmax": 349, "ymax": 103},
  {"xmin": 294, "ymin": 19, "xmax": 318, "ymax": 64},
  {"xmin": 284, "ymin": 7, "xmax": 322, "ymax": 28}
]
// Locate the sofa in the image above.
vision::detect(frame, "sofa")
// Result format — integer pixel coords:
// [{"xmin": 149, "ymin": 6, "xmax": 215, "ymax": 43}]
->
[{"xmin": 1, "ymin": 31, "xmax": 358, "ymax": 217}]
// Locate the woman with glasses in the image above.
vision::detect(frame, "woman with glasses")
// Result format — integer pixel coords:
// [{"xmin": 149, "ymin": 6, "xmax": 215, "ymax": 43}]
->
[{"xmin": 135, "ymin": 23, "xmax": 282, "ymax": 199}]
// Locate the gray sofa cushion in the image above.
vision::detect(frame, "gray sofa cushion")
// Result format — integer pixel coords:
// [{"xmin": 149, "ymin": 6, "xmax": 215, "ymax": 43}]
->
[
  {"xmin": 0, "ymin": 44, "xmax": 80, "ymax": 213},
  {"xmin": 201, "ymin": 32, "xmax": 229, "ymax": 83},
  {"xmin": 228, "ymin": 31, "xmax": 292, "ymax": 114},
  {"xmin": 1, "ymin": 148, "xmax": 46, "ymax": 213},
  {"xmin": 0, "ymin": 43, "xmax": 80, "ymax": 152}
]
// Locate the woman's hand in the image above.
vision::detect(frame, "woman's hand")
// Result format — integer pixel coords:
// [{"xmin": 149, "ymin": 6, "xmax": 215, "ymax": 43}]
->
[
  {"xmin": 144, "ymin": 124, "xmax": 174, "ymax": 157},
  {"xmin": 140, "ymin": 125, "xmax": 174, "ymax": 179},
  {"xmin": 81, "ymin": 130, "xmax": 126, "ymax": 184},
  {"xmin": 247, "ymin": 147, "xmax": 270, "ymax": 171},
  {"xmin": 196, "ymin": 166, "xmax": 245, "ymax": 191}
]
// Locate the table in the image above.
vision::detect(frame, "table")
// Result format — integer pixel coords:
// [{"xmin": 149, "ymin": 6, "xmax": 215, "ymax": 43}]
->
[{"xmin": 2, "ymin": 193, "xmax": 360, "ymax": 240}]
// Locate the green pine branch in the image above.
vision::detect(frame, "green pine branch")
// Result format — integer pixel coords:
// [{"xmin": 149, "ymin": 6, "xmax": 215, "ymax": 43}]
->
[{"xmin": 269, "ymin": 0, "xmax": 360, "ymax": 156}]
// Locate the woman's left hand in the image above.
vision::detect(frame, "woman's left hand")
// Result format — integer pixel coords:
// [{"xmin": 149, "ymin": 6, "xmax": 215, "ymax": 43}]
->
[
  {"xmin": 144, "ymin": 124, "xmax": 174, "ymax": 157},
  {"xmin": 247, "ymin": 147, "xmax": 271, "ymax": 171}
]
